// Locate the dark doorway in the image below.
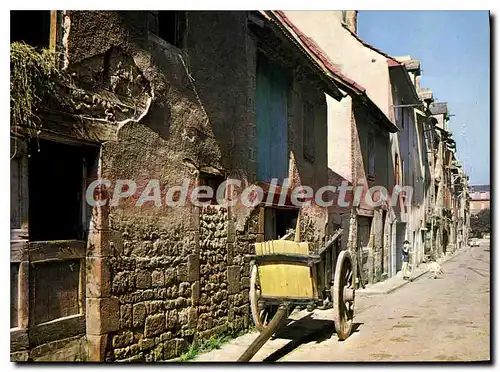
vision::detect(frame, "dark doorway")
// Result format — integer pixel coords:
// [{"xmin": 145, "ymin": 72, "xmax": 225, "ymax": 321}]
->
[
  {"xmin": 395, "ymin": 222, "xmax": 406, "ymax": 272},
  {"xmin": 264, "ymin": 207, "xmax": 299, "ymax": 240}
]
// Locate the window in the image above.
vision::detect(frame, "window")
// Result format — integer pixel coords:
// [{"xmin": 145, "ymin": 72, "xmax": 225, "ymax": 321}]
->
[
  {"xmin": 303, "ymin": 102, "xmax": 315, "ymax": 162},
  {"xmin": 367, "ymin": 131, "xmax": 375, "ymax": 180},
  {"xmin": 401, "ymin": 159, "xmax": 405, "ymax": 186},
  {"xmin": 394, "ymin": 154, "xmax": 400, "ymax": 185},
  {"xmin": 480, "ymin": 192, "xmax": 487, "ymax": 200},
  {"xmin": 157, "ymin": 11, "xmax": 186, "ymax": 48},
  {"xmin": 28, "ymin": 140, "xmax": 96, "ymax": 241},
  {"xmin": 11, "ymin": 10, "xmax": 51, "ymax": 49}
]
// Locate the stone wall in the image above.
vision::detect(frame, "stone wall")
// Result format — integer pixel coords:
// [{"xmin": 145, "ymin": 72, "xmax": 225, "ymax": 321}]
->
[
  {"xmin": 101, "ymin": 204, "xmax": 259, "ymax": 361},
  {"xmin": 198, "ymin": 205, "xmax": 254, "ymax": 340},
  {"xmin": 104, "ymin": 215, "xmax": 199, "ymax": 362}
]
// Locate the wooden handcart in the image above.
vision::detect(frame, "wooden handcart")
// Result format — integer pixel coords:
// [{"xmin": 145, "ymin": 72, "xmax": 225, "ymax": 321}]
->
[{"xmin": 238, "ymin": 220, "xmax": 356, "ymax": 362}]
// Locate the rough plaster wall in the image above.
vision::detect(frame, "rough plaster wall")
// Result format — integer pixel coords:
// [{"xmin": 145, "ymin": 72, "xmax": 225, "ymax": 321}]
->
[
  {"xmin": 288, "ymin": 74, "xmax": 330, "ymax": 243},
  {"xmin": 435, "ymin": 114, "xmax": 445, "ymax": 129},
  {"xmin": 283, "ymin": 11, "xmax": 392, "ymax": 117},
  {"xmin": 185, "ymin": 11, "xmax": 251, "ymax": 180},
  {"xmin": 289, "ymin": 76, "xmax": 329, "ymax": 192},
  {"xmin": 327, "ymin": 94, "xmax": 352, "ymax": 182}
]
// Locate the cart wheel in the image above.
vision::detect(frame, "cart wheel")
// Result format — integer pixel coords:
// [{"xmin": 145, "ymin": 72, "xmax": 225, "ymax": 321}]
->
[
  {"xmin": 249, "ymin": 264, "xmax": 278, "ymax": 331},
  {"xmin": 333, "ymin": 250, "xmax": 355, "ymax": 341}
]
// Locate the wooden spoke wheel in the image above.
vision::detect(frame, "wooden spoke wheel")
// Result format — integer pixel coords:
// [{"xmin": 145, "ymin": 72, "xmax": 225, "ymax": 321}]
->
[
  {"xmin": 332, "ymin": 250, "xmax": 355, "ymax": 341},
  {"xmin": 249, "ymin": 264, "xmax": 279, "ymax": 331}
]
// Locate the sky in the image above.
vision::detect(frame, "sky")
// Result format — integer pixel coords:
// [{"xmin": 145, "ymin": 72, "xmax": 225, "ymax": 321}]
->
[{"xmin": 358, "ymin": 11, "xmax": 490, "ymax": 186}]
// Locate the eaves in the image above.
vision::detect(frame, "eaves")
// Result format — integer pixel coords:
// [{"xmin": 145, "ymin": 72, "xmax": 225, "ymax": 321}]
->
[
  {"xmin": 262, "ymin": 11, "xmax": 398, "ymax": 133},
  {"xmin": 253, "ymin": 11, "xmax": 344, "ymax": 101}
]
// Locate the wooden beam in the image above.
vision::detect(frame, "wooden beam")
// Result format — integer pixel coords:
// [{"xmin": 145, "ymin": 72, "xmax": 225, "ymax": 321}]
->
[
  {"xmin": 29, "ymin": 240, "xmax": 86, "ymax": 263},
  {"xmin": 29, "ymin": 314, "xmax": 85, "ymax": 348},
  {"xmin": 18, "ymin": 262, "xmax": 30, "ymax": 329},
  {"xmin": 11, "ymin": 240, "xmax": 28, "ymax": 263},
  {"xmin": 11, "ymin": 113, "xmax": 116, "ymax": 146}
]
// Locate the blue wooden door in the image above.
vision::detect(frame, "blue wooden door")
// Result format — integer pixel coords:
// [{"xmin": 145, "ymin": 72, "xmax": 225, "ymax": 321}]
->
[{"xmin": 256, "ymin": 55, "xmax": 290, "ymax": 183}]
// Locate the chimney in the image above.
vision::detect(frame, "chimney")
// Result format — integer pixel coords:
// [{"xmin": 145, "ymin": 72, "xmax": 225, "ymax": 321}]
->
[
  {"xmin": 415, "ymin": 76, "xmax": 421, "ymax": 92},
  {"xmin": 342, "ymin": 10, "xmax": 358, "ymax": 34}
]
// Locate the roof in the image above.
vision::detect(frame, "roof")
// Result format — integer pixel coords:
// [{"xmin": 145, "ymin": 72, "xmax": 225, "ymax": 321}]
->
[
  {"xmin": 388, "ymin": 64, "xmax": 421, "ymax": 105},
  {"xmin": 397, "ymin": 59, "xmax": 421, "ymax": 74},
  {"xmin": 419, "ymin": 89, "xmax": 433, "ymax": 101},
  {"xmin": 263, "ymin": 11, "xmax": 399, "ymax": 133},
  {"xmin": 469, "ymin": 185, "xmax": 490, "ymax": 193},
  {"xmin": 429, "ymin": 102, "xmax": 448, "ymax": 115},
  {"xmin": 268, "ymin": 11, "xmax": 365, "ymax": 95}
]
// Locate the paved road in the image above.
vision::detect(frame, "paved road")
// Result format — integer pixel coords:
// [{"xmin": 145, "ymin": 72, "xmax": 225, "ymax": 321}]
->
[{"xmin": 196, "ymin": 243, "xmax": 490, "ymax": 362}]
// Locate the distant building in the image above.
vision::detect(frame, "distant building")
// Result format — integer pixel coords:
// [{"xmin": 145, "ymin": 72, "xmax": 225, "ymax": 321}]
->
[{"xmin": 469, "ymin": 185, "xmax": 490, "ymax": 215}]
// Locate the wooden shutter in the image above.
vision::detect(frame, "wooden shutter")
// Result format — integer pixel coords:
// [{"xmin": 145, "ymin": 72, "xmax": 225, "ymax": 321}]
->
[{"xmin": 256, "ymin": 55, "xmax": 290, "ymax": 183}]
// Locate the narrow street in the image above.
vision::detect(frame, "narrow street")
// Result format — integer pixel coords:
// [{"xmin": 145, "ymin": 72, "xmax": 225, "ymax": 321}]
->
[{"xmin": 196, "ymin": 243, "xmax": 490, "ymax": 362}]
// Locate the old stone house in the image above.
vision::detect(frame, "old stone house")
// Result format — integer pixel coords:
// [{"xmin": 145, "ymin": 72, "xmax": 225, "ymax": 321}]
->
[
  {"xmin": 10, "ymin": 10, "xmax": 354, "ymax": 362},
  {"xmin": 451, "ymin": 161, "xmax": 470, "ymax": 250},
  {"xmin": 427, "ymin": 101, "xmax": 454, "ymax": 256},
  {"xmin": 469, "ymin": 184, "xmax": 489, "ymax": 215},
  {"xmin": 389, "ymin": 56, "xmax": 428, "ymax": 275},
  {"xmin": 420, "ymin": 99, "xmax": 470, "ymax": 258},
  {"xmin": 283, "ymin": 11, "xmax": 424, "ymax": 285}
]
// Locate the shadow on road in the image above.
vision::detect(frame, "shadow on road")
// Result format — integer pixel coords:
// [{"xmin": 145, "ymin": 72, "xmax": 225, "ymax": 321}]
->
[{"xmin": 263, "ymin": 314, "xmax": 363, "ymax": 362}]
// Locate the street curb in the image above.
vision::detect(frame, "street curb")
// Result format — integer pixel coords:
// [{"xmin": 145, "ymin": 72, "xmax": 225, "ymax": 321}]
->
[{"xmin": 358, "ymin": 245, "xmax": 472, "ymax": 295}]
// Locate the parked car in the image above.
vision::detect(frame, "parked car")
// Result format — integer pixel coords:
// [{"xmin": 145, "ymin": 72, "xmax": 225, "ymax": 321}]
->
[{"xmin": 469, "ymin": 238, "xmax": 480, "ymax": 247}]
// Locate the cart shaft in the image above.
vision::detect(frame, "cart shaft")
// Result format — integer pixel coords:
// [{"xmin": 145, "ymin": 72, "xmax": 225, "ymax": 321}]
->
[{"xmin": 237, "ymin": 306, "xmax": 288, "ymax": 362}]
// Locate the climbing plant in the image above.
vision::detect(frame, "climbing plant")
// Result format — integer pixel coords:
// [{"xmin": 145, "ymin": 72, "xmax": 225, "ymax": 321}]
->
[{"xmin": 10, "ymin": 42, "xmax": 68, "ymax": 137}]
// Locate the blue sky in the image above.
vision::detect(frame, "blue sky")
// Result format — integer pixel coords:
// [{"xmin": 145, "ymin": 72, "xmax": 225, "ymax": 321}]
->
[{"xmin": 358, "ymin": 11, "xmax": 490, "ymax": 185}]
